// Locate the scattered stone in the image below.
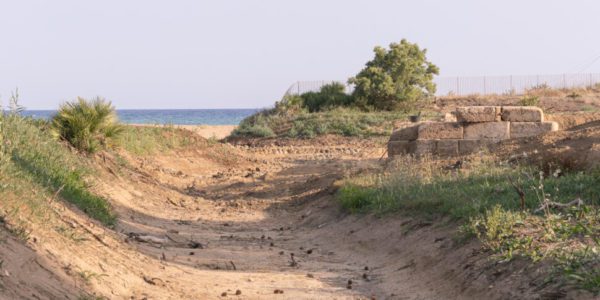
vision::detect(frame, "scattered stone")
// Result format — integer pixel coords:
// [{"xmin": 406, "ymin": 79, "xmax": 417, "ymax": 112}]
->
[
  {"xmin": 274, "ymin": 289, "xmax": 284, "ymax": 294},
  {"xmin": 221, "ymin": 292, "xmax": 227, "ymax": 297},
  {"xmin": 235, "ymin": 290, "xmax": 242, "ymax": 295}
]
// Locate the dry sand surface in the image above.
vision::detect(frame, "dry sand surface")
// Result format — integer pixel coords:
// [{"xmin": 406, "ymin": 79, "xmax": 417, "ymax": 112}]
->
[
  {"xmin": 131, "ymin": 124, "xmax": 237, "ymax": 139},
  {"xmin": 1, "ymin": 131, "xmax": 597, "ymax": 299}
]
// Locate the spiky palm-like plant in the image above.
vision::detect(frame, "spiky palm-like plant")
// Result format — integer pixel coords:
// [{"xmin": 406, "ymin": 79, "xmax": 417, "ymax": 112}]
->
[{"xmin": 51, "ymin": 97, "xmax": 123, "ymax": 153}]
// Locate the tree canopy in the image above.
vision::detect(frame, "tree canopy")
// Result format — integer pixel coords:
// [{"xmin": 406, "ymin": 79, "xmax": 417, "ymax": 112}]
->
[{"xmin": 349, "ymin": 39, "xmax": 439, "ymax": 111}]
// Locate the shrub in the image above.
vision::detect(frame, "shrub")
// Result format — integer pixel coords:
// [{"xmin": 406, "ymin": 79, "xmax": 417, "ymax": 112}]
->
[
  {"xmin": 349, "ymin": 39, "xmax": 439, "ymax": 111},
  {"xmin": 231, "ymin": 112, "xmax": 277, "ymax": 138},
  {"xmin": 519, "ymin": 95, "xmax": 540, "ymax": 106},
  {"xmin": 51, "ymin": 97, "xmax": 123, "ymax": 153},
  {"xmin": 301, "ymin": 83, "xmax": 354, "ymax": 112}
]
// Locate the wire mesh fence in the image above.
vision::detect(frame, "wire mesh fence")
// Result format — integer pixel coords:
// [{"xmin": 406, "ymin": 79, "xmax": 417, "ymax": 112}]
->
[{"xmin": 284, "ymin": 73, "xmax": 600, "ymax": 98}]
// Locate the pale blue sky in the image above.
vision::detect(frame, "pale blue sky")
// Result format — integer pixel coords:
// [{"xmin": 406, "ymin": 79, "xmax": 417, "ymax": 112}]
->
[{"xmin": 1, "ymin": 0, "xmax": 599, "ymax": 109}]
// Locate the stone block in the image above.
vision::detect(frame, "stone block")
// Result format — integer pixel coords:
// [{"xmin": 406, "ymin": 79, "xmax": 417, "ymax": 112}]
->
[
  {"xmin": 458, "ymin": 139, "xmax": 498, "ymax": 155},
  {"xmin": 417, "ymin": 122, "xmax": 463, "ymax": 140},
  {"xmin": 464, "ymin": 122, "xmax": 510, "ymax": 140},
  {"xmin": 501, "ymin": 106, "xmax": 544, "ymax": 122},
  {"xmin": 455, "ymin": 106, "xmax": 500, "ymax": 123},
  {"xmin": 436, "ymin": 140, "xmax": 459, "ymax": 156},
  {"xmin": 389, "ymin": 125, "xmax": 419, "ymax": 141},
  {"xmin": 412, "ymin": 140, "xmax": 436, "ymax": 156},
  {"xmin": 510, "ymin": 121, "xmax": 559, "ymax": 138},
  {"xmin": 387, "ymin": 141, "xmax": 412, "ymax": 157}
]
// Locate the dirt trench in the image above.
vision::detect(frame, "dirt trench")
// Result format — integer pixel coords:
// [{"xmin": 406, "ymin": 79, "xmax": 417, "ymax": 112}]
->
[{"xmin": 2, "ymin": 136, "xmax": 590, "ymax": 299}]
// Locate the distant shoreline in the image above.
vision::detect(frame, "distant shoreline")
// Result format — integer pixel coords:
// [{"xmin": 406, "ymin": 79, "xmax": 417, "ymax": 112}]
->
[{"xmin": 20, "ymin": 108, "xmax": 259, "ymax": 126}]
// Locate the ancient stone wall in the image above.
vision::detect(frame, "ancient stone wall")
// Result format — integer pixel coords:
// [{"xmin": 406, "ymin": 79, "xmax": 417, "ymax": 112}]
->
[{"xmin": 388, "ymin": 106, "xmax": 559, "ymax": 157}]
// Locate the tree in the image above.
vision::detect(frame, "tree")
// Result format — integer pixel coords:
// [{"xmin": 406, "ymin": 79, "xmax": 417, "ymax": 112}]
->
[{"xmin": 349, "ymin": 39, "xmax": 439, "ymax": 111}]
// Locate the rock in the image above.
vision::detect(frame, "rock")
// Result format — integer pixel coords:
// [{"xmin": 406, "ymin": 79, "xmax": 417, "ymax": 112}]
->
[
  {"xmin": 501, "ymin": 106, "xmax": 544, "ymax": 122},
  {"xmin": 436, "ymin": 140, "xmax": 459, "ymax": 156},
  {"xmin": 389, "ymin": 125, "xmax": 419, "ymax": 141},
  {"xmin": 455, "ymin": 106, "xmax": 501, "ymax": 122},
  {"xmin": 464, "ymin": 122, "xmax": 510, "ymax": 140},
  {"xmin": 417, "ymin": 122, "xmax": 463, "ymax": 140},
  {"xmin": 510, "ymin": 122, "xmax": 559, "ymax": 138}
]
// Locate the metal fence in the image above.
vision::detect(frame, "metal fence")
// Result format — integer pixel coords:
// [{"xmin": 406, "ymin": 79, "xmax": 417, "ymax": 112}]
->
[{"xmin": 284, "ymin": 73, "xmax": 600, "ymax": 98}]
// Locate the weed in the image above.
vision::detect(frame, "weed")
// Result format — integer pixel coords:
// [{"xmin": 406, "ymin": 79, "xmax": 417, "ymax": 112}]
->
[
  {"xmin": 77, "ymin": 270, "xmax": 107, "ymax": 284},
  {"xmin": 520, "ymin": 95, "xmax": 540, "ymax": 106}
]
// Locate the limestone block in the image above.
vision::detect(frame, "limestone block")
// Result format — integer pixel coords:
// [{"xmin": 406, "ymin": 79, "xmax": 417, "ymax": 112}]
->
[
  {"xmin": 458, "ymin": 139, "xmax": 498, "ymax": 155},
  {"xmin": 464, "ymin": 122, "xmax": 510, "ymax": 140},
  {"xmin": 387, "ymin": 141, "xmax": 412, "ymax": 157},
  {"xmin": 510, "ymin": 122, "xmax": 559, "ymax": 138},
  {"xmin": 455, "ymin": 106, "xmax": 500, "ymax": 123},
  {"xmin": 501, "ymin": 106, "xmax": 544, "ymax": 122},
  {"xmin": 389, "ymin": 125, "xmax": 419, "ymax": 141},
  {"xmin": 412, "ymin": 140, "xmax": 436, "ymax": 156},
  {"xmin": 436, "ymin": 140, "xmax": 459, "ymax": 156},
  {"xmin": 417, "ymin": 122, "xmax": 463, "ymax": 140}
]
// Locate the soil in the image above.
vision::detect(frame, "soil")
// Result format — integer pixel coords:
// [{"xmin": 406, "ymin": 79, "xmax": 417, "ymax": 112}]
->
[{"xmin": 1, "ymin": 131, "xmax": 597, "ymax": 299}]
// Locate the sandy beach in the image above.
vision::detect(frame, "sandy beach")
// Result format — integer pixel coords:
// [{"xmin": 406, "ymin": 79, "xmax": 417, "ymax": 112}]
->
[{"xmin": 130, "ymin": 124, "xmax": 237, "ymax": 139}]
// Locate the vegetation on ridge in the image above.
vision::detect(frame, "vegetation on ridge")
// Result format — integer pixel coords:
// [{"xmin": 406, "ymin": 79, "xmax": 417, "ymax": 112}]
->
[
  {"xmin": 231, "ymin": 39, "xmax": 439, "ymax": 138},
  {"xmin": 1, "ymin": 95, "xmax": 116, "ymax": 226}
]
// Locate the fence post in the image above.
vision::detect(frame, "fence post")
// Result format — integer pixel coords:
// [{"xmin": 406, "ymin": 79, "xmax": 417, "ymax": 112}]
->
[
  {"xmin": 297, "ymin": 81, "xmax": 300, "ymax": 95},
  {"xmin": 510, "ymin": 75, "xmax": 513, "ymax": 92},
  {"xmin": 456, "ymin": 77, "xmax": 460, "ymax": 95},
  {"xmin": 483, "ymin": 76, "xmax": 486, "ymax": 94},
  {"xmin": 590, "ymin": 73, "xmax": 593, "ymax": 88},
  {"xmin": 563, "ymin": 74, "xmax": 566, "ymax": 89}
]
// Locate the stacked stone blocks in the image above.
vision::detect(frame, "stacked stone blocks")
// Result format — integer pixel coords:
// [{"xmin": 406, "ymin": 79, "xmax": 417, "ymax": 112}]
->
[{"xmin": 388, "ymin": 106, "xmax": 559, "ymax": 157}]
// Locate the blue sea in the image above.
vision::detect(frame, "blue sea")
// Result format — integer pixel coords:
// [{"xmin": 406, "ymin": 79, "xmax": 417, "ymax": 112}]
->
[{"xmin": 21, "ymin": 109, "xmax": 261, "ymax": 125}]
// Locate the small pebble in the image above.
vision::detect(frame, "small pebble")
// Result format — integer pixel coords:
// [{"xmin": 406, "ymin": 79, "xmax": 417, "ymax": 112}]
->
[
  {"xmin": 235, "ymin": 290, "xmax": 242, "ymax": 295},
  {"xmin": 221, "ymin": 292, "xmax": 227, "ymax": 297}
]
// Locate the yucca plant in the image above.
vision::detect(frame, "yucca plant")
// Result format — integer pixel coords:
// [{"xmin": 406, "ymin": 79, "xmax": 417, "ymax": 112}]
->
[{"xmin": 51, "ymin": 97, "xmax": 123, "ymax": 153}]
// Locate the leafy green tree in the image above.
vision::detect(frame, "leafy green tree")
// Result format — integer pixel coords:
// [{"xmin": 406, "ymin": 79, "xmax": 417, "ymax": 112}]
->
[{"xmin": 349, "ymin": 39, "xmax": 439, "ymax": 111}]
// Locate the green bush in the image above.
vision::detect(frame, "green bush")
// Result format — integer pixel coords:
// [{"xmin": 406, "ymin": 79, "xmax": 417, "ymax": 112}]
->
[
  {"xmin": 349, "ymin": 39, "xmax": 439, "ymax": 111},
  {"xmin": 301, "ymin": 83, "xmax": 354, "ymax": 112},
  {"xmin": 51, "ymin": 97, "xmax": 123, "ymax": 153}
]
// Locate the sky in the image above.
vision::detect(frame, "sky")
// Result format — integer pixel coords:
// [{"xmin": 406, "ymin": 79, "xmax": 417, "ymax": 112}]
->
[{"xmin": 1, "ymin": 0, "xmax": 600, "ymax": 109}]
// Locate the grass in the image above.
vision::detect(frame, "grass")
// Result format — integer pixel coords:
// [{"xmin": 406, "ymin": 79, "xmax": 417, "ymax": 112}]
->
[
  {"xmin": 338, "ymin": 155, "xmax": 600, "ymax": 292},
  {"xmin": 1, "ymin": 108, "xmax": 116, "ymax": 226},
  {"xmin": 339, "ymin": 156, "xmax": 600, "ymax": 218},
  {"xmin": 232, "ymin": 107, "xmax": 424, "ymax": 138}
]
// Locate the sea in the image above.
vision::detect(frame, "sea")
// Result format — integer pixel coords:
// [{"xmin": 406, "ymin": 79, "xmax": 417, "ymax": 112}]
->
[{"xmin": 20, "ymin": 109, "xmax": 261, "ymax": 125}]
